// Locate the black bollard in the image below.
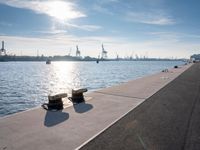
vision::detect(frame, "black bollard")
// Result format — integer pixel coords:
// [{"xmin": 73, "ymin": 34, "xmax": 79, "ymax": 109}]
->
[
  {"xmin": 174, "ymin": 65, "xmax": 178, "ymax": 68},
  {"xmin": 71, "ymin": 88, "xmax": 88, "ymax": 104},
  {"xmin": 43, "ymin": 93, "xmax": 67, "ymax": 110}
]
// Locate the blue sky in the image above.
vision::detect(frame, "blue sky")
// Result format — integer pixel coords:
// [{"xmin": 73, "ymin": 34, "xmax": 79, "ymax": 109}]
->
[{"xmin": 0, "ymin": 0, "xmax": 200, "ymax": 58}]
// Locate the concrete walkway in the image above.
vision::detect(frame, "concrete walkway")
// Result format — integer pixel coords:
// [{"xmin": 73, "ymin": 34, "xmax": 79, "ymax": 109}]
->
[
  {"xmin": 80, "ymin": 63, "xmax": 200, "ymax": 150},
  {"xmin": 0, "ymin": 63, "xmax": 192, "ymax": 150}
]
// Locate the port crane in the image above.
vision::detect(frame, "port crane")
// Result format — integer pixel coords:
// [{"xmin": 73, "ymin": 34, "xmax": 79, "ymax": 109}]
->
[
  {"xmin": 101, "ymin": 44, "xmax": 107, "ymax": 59},
  {"xmin": 76, "ymin": 45, "xmax": 81, "ymax": 57},
  {"xmin": 0, "ymin": 41, "xmax": 6, "ymax": 56}
]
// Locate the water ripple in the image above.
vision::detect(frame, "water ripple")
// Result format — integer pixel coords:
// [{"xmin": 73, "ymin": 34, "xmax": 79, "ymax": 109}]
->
[{"xmin": 0, "ymin": 61, "xmax": 183, "ymax": 117}]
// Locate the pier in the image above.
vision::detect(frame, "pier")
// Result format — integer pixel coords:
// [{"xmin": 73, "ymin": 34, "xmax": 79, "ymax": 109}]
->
[{"xmin": 0, "ymin": 63, "xmax": 197, "ymax": 150}]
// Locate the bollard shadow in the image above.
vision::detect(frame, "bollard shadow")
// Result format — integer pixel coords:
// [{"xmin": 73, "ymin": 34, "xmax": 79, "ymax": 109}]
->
[
  {"xmin": 44, "ymin": 110, "xmax": 69, "ymax": 127},
  {"xmin": 73, "ymin": 101, "xmax": 93, "ymax": 113}
]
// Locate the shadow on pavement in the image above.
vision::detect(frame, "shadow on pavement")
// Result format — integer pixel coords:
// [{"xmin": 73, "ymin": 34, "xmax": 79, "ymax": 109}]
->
[
  {"xmin": 73, "ymin": 102, "xmax": 93, "ymax": 113},
  {"xmin": 44, "ymin": 110, "xmax": 69, "ymax": 127}
]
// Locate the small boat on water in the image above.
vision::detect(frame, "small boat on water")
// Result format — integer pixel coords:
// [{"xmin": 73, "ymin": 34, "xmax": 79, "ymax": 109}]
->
[{"xmin": 46, "ymin": 59, "xmax": 51, "ymax": 64}]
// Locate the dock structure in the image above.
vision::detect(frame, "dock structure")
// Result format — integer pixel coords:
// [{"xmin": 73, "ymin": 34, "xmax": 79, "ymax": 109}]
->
[
  {"xmin": 0, "ymin": 63, "xmax": 198, "ymax": 150},
  {"xmin": 81, "ymin": 63, "xmax": 200, "ymax": 150}
]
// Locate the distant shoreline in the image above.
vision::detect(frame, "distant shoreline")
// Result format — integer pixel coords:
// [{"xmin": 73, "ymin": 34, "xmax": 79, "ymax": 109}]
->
[{"xmin": 0, "ymin": 55, "xmax": 186, "ymax": 62}]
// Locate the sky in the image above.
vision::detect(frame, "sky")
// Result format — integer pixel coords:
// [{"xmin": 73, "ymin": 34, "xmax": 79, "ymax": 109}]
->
[{"xmin": 0, "ymin": 0, "xmax": 200, "ymax": 58}]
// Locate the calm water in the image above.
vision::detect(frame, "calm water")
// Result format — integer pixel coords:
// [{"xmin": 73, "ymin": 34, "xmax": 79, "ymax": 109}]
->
[{"xmin": 0, "ymin": 61, "xmax": 183, "ymax": 117}]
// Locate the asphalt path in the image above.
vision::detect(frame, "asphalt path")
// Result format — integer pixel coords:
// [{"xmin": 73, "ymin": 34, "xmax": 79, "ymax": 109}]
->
[{"xmin": 80, "ymin": 63, "xmax": 200, "ymax": 150}]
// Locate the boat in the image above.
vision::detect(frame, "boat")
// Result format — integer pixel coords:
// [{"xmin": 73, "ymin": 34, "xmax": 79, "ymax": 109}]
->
[{"xmin": 46, "ymin": 59, "xmax": 51, "ymax": 64}]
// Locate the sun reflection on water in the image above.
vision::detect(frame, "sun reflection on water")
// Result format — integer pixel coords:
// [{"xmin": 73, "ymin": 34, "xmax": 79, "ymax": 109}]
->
[
  {"xmin": 48, "ymin": 61, "xmax": 81, "ymax": 95},
  {"xmin": 0, "ymin": 61, "xmax": 184, "ymax": 117}
]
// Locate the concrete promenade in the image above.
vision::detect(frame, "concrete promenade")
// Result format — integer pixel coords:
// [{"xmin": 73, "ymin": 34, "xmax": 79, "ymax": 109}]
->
[
  {"xmin": 0, "ymin": 63, "xmax": 192, "ymax": 150},
  {"xmin": 81, "ymin": 63, "xmax": 200, "ymax": 150}
]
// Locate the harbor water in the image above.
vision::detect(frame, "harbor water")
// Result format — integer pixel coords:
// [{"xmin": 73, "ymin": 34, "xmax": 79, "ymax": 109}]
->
[{"xmin": 0, "ymin": 61, "xmax": 184, "ymax": 117}]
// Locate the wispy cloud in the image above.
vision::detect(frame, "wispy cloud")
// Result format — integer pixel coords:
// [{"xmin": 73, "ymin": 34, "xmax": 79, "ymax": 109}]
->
[
  {"xmin": 0, "ymin": 34, "xmax": 119, "ymax": 56},
  {"xmin": 64, "ymin": 23, "xmax": 102, "ymax": 31},
  {"xmin": 147, "ymin": 31, "xmax": 200, "ymax": 43},
  {"xmin": 126, "ymin": 11, "xmax": 175, "ymax": 25},
  {"xmin": 36, "ymin": 29, "xmax": 68, "ymax": 35},
  {"xmin": 0, "ymin": 0, "xmax": 86, "ymax": 21},
  {"xmin": 0, "ymin": 21, "xmax": 12, "ymax": 27},
  {"xmin": 147, "ymin": 32, "xmax": 180, "ymax": 42},
  {"xmin": 93, "ymin": 4, "xmax": 114, "ymax": 15},
  {"xmin": 91, "ymin": 0, "xmax": 175, "ymax": 25},
  {"xmin": 1, "ymin": 33, "xmax": 198, "ymax": 58},
  {"xmin": 47, "ymin": 22, "xmax": 102, "ymax": 34},
  {"xmin": 0, "ymin": 0, "xmax": 102, "ymax": 32},
  {"xmin": 92, "ymin": 0, "xmax": 119, "ymax": 15}
]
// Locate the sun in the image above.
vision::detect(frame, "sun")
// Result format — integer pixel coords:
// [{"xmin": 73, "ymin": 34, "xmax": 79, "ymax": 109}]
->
[{"xmin": 45, "ymin": 1, "xmax": 84, "ymax": 22}]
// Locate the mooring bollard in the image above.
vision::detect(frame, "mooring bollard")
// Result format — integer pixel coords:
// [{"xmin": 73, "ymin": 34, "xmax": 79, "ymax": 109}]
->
[
  {"xmin": 174, "ymin": 65, "xmax": 178, "ymax": 68},
  {"xmin": 43, "ymin": 93, "xmax": 67, "ymax": 110},
  {"xmin": 162, "ymin": 69, "xmax": 169, "ymax": 72},
  {"xmin": 71, "ymin": 88, "xmax": 88, "ymax": 104}
]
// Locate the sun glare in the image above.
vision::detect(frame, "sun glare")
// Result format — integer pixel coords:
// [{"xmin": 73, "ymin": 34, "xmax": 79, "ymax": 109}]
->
[
  {"xmin": 51, "ymin": 62, "xmax": 77, "ymax": 94},
  {"xmin": 45, "ymin": 1, "xmax": 84, "ymax": 22}
]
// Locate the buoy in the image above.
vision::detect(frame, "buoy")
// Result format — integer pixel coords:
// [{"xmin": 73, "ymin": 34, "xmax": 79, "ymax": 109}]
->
[{"xmin": 46, "ymin": 59, "xmax": 51, "ymax": 64}]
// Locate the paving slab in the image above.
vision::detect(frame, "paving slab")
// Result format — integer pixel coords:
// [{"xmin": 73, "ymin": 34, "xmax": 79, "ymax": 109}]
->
[
  {"xmin": 0, "ymin": 63, "xmax": 192, "ymax": 150},
  {"xmin": 80, "ymin": 63, "xmax": 200, "ymax": 150},
  {"xmin": 0, "ymin": 93, "xmax": 146, "ymax": 150},
  {"xmin": 97, "ymin": 64, "xmax": 192, "ymax": 99}
]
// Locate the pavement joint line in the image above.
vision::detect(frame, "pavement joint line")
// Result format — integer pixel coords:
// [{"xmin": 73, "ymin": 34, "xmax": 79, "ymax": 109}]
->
[
  {"xmin": 137, "ymin": 133, "xmax": 147, "ymax": 150},
  {"xmin": 181, "ymin": 84, "xmax": 200, "ymax": 150},
  {"xmin": 0, "ymin": 106, "xmax": 41, "ymax": 120},
  {"xmin": 176, "ymin": 80, "xmax": 199, "ymax": 86},
  {"xmin": 77, "ymin": 65, "xmax": 193, "ymax": 150},
  {"xmin": 78, "ymin": 64, "xmax": 195, "ymax": 150},
  {"xmin": 0, "ymin": 64, "xmax": 193, "ymax": 150},
  {"xmin": 94, "ymin": 91, "xmax": 146, "ymax": 100},
  {"xmin": 75, "ymin": 100, "xmax": 144, "ymax": 150}
]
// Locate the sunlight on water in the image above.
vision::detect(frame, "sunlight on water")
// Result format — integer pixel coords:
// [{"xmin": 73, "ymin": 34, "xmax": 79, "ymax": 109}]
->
[
  {"xmin": 48, "ymin": 62, "xmax": 86, "ymax": 95},
  {"xmin": 0, "ymin": 61, "xmax": 184, "ymax": 117},
  {"xmin": 49, "ymin": 62, "xmax": 75, "ymax": 94}
]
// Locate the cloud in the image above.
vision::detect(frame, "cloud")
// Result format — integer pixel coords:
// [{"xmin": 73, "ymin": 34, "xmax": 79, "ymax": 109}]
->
[
  {"xmin": 147, "ymin": 32, "xmax": 180, "ymax": 42},
  {"xmin": 0, "ymin": 0, "xmax": 86, "ymax": 21},
  {"xmin": 1, "ymin": 33, "xmax": 198, "ymax": 59},
  {"xmin": 0, "ymin": 0, "xmax": 102, "ymax": 32},
  {"xmin": 0, "ymin": 21, "xmax": 12, "ymax": 27},
  {"xmin": 36, "ymin": 29, "xmax": 68, "ymax": 35},
  {"xmin": 92, "ymin": 0, "xmax": 119, "ymax": 15},
  {"xmin": 126, "ymin": 11, "xmax": 175, "ymax": 25},
  {"xmin": 46, "ymin": 22, "xmax": 102, "ymax": 34},
  {"xmin": 90, "ymin": 0, "xmax": 175, "ymax": 25},
  {"xmin": 0, "ymin": 34, "xmax": 119, "ymax": 56},
  {"xmin": 64, "ymin": 23, "xmax": 102, "ymax": 31},
  {"xmin": 147, "ymin": 31, "xmax": 200, "ymax": 44},
  {"xmin": 93, "ymin": 4, "xmax": 114, "ymax": 15}
]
